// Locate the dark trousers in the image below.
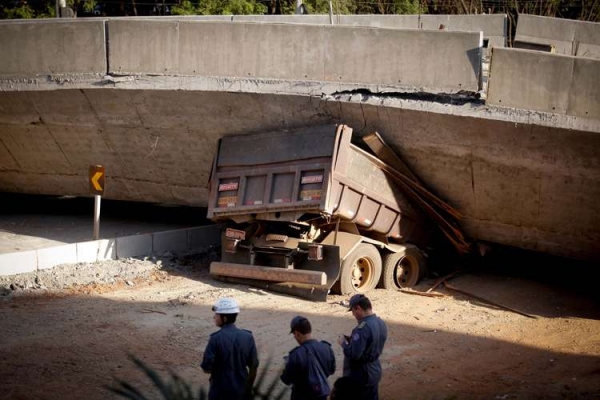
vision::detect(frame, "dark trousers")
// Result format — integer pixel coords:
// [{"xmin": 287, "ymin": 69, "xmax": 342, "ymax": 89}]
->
[{"xmin": 361, "ymin": 384, "xmax": 379, "ymax": 400}]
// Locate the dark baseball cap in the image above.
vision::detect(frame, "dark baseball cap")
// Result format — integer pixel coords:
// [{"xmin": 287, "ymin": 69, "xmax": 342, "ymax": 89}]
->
[
  {"xmin": 347, "ymin": 294, "xmax": 366, "ymax": 311},
  {"xmin": 289, "ymin": 315, "xmax": 309, "ymax": 333}
]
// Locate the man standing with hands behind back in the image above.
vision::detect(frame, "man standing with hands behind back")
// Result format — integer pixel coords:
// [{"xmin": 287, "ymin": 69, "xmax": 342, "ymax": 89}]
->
[
  {"xmin": 201, "ymin": 297, "xmax": 259, "ymax": 400},
  {"xmin": 337, "ymin": 294, "xmax": 387, "ymax": 400}
]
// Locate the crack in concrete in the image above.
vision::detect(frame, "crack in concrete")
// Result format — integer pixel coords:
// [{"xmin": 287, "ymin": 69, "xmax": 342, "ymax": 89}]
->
[
  {"xmin": 26, "ymin": 94, "xmax": 73, "ymax": 170},
  {"xmin": 470, "ymin": 149, "xmax": 477, "ymax": 218},
  {"xmin": 45, "ymin": 124, "xmax": 73, "ymax": 169},
  {"xmin": 144, "ymin": 135, "xmax": 160, "ymax": 159},
  {"xmin": 358, "ymin": 102, "xmax": 367, "ymax": 133},
  {"xmin": 0, "ymin": 136, "xmax": 21, "ymax": 169},
  {"xmin": 330, "ymin": 88, "xmax": 484, "ymax": 107}
]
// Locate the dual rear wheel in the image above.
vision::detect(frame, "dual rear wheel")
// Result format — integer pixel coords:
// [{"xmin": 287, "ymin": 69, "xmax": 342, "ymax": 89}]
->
[
  {"xmin": 378, "ymin": 246, "xmax": 427, "ymax": 290},
  {"xmin": 333, "ymin": 243, "xmax": 426, "ymax": 295}
]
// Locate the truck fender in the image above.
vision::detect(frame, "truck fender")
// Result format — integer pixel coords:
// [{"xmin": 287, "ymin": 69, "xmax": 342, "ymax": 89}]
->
[{"xmin": 320, "ymin": 231, "xmax": 364, "ymax": 261}]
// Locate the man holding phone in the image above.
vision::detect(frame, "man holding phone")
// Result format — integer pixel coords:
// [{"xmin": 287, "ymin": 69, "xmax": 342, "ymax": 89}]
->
[{"xmin": 337, "ymin": 294, "xmax": 387, "ymax": 400}]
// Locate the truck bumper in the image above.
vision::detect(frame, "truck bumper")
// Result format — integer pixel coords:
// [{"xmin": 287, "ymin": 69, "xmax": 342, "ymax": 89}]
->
[{"xmin": 210, "ymin": 241, "xmax": 341, "ymax": 302}]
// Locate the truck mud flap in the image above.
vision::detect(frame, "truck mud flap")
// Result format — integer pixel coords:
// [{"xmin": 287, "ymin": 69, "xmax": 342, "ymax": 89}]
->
[{"xmin": 210, "ymin": 244, "xmax": 341, "ymax": 302}]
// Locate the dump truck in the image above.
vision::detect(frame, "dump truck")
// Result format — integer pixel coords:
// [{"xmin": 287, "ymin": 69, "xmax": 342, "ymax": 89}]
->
[{"xmin": 207, "ymin": 124, "xmax": 434, "ymax": 301}]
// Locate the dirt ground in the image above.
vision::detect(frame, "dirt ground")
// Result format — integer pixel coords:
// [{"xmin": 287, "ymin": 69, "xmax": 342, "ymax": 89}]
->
[{"xmin": 1, "ymin": 249, "xmax": 599, "ymax": 400}]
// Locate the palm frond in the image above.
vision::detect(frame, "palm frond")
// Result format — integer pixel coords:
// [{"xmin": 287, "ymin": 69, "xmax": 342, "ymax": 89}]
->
[{"xmin": 107, "ymin": 354, "xmax": 288, "ymax": 400}]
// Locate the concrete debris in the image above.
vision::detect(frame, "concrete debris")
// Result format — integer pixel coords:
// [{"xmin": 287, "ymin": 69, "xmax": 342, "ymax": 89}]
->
[{"xmin": 0, "ymin": 257, "xmax": 165, "ymax": 294}]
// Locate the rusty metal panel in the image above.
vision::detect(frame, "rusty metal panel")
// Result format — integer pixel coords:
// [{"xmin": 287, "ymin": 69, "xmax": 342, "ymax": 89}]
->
[
  {"xmin": 345, "ymin": 144, "xmax": 416, "ymax": 214},
  {"xmin": 270, "ymin": 173, "xmax": 295, "ymax": 204},
  {"xmin": 217, "ymin": 125, "xmax": 338, "ymax": 167},
  {"xmin": 369, "ymin": 206, "xmax": 398, "ymax": 235},
  {"xmin": 387, "ymin": 214, "xmax": 402, "ymax": 240},
  {"xmin": 297, "ymin": 242, "xmax": 341, "ymax": 288},
  {"xmin": 354, "ymin": 196, "xmax": 380, "ymax": 228},
  {"xmin": 329, "ymin": 136, "xmax": 426, "ymax": 243},
  {"xmin": 327, "ymin": 181, "xmax": 343, "ymax": 213},
  {"xmin": 331, "ymin": 125, "xmax": 353, "ymax": 176},
  {"xmin": 321, "ymin": 231, "xmax": 363, "ymax": 260},
  {"xmin": 334, "ymin": 185, "xmax": 362, "ymax": 220},
  {"xmin": 244, "ymin": 175, "xmax": 267, "ymax": 206}
]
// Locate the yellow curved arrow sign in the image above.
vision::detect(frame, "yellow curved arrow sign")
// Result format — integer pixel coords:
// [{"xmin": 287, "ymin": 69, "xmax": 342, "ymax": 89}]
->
[{"xmin": 91, "ymin": 171, "xmax": 103, "ymax": 191}]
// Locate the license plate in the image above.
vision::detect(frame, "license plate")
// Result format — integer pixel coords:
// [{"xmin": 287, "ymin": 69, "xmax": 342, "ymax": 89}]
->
[
  {"xmin": 300, "ymin": 190, "xmax": 322, "ymax": 201},
  {"xmin": 301, "ymin": 175, "xmax": 323, "ymax": 184},
  {"xmin": 217, "ymin": 196, "xmax": 237, "ymax": 207},
  {"xmin": 219, "ymin": 182, "xmax": 239, "ymax": 192},
  {"xmin": 225, "ymin": 228, "xmax": 246, "ymax": 240}
]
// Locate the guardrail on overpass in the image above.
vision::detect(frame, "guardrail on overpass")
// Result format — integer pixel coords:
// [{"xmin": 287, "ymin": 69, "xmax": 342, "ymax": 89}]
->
[
  {"xmin": 232, "ymin": 14, "xmax": 507, "ymax": 49},
  {"xmin": 108, "ymin": 20, "xmax": 482, "ymax": 92},
  {"xmin": 487, "ymin": 48, "xmax": 600, "ymax": 119},
  {"xmin": 0, "ymin": 19, "xmax": 483, "ymax": 93},
  {"xmin": 0, "ymin": 19, "xmax": 106, "ymax": 77},
  {"xmin": 515, "ymin": 14, "xmax": 600, "ymax": 59},
  {"xmin": 72, "ymin": 13, "xmax": 506, "ymax": 50}
]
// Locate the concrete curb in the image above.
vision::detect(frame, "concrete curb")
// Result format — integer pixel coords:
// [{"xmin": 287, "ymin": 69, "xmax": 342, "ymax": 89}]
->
[{"xmin": 0, "ymin": 225, "xmax": 220, "ymax": 277}]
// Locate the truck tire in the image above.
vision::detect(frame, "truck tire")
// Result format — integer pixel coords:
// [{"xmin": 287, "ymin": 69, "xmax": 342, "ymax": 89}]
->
[
  {"xmin": 378, "ymin": 247, "xmax": 426, "ymax": 289},
  {"xmin": 337, "ymin": 243, "xmax": 382, "ymax": 295}
]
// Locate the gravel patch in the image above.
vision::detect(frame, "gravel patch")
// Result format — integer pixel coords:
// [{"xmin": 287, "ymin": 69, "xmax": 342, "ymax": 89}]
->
[{"xmin": 0, "ymin": 246, "xmax": 219, "ymax": 296}]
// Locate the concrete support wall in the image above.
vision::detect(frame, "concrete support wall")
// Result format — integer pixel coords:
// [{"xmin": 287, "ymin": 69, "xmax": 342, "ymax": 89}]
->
[
  {"xmin": 515, "ymin": 14, "xmax": 600, "ymax": 59},
  {"xmin": 107, "ymin": 20, "xmax": 482, "ymax": 92},
  {"xmin": 0, "ymin": 89, "xmax": 598, "ymax": 261},
  {"xmin": 0, "ymin": 20, "xmax": 106, "ymax": 77},
  {"xmin": 487, "ymin": 48, "xmax": 600, "ymax": 119}
]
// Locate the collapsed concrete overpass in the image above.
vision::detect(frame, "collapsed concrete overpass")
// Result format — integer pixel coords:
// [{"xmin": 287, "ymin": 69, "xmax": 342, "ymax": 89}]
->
[{"xmin": 0, "ymin": 17, "xmax": 599, "ymax": 262}]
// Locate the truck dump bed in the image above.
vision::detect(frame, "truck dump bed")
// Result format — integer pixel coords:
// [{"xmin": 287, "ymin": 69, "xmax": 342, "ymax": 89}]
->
[{"xmin": 207, "ymin": 124, "xmax": 424, "ymax": 242}]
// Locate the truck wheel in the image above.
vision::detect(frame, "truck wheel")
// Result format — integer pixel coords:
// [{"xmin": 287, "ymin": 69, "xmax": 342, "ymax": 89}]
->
[
  {"xmin": 378, "ymin": 247, "xmax": 426, "ymax": 289},
  {"xmin": 337, "ymin": 243, "xmax": 382, "ymax": 295}
]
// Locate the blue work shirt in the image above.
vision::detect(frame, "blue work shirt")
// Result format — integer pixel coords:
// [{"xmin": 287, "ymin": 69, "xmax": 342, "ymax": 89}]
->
[
  {"xmin": 342, "ymin": 314, "xmax": 387, "ymax": 388},
  {"xmin": 281, "ymin": 339, "xmax": 336, "ymax": 400},
  {"xmin": 201, "ymin": 323, "xmax": 259, "ymax": 400}
]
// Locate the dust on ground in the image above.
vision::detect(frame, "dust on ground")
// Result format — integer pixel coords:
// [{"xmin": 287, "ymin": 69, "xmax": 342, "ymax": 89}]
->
[{"xmin": 1, "ymin": 248, "xmax": 599, "ymax": 400}]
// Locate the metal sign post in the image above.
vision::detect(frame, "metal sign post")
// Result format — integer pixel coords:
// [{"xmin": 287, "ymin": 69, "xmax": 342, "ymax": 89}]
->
[
  {"xmin": 89, "ymin": 165, "xmax": 105, "ymax": 240},
  {"xmin": 93, "ymin": 194, "xmax": 101, "ymax": 240}
]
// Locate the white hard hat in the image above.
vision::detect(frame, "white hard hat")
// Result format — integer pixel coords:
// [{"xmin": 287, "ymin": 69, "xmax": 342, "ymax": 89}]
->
[{"xmin": 212, "ymin": 297, "xmax": 240, "ymax": 314}]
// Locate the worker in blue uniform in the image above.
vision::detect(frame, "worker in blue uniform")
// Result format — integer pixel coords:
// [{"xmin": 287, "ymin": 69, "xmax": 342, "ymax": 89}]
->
[
  {"xmin": 337, "ymin": 294, "xmax": 388, "ymax": 400},
  {"xmin": 201, "ymin": 297, "xmax": 259, "ymax": 400},
  {"xmin": 281, "ymin": 315, "xmax": 336, "ymax": 400}
]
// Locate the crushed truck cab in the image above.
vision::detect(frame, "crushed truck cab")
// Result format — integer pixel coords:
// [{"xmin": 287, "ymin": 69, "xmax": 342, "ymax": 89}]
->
[{"xmin": 207, "ymin": 124, "xmax": 432, "ymax": 301}]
